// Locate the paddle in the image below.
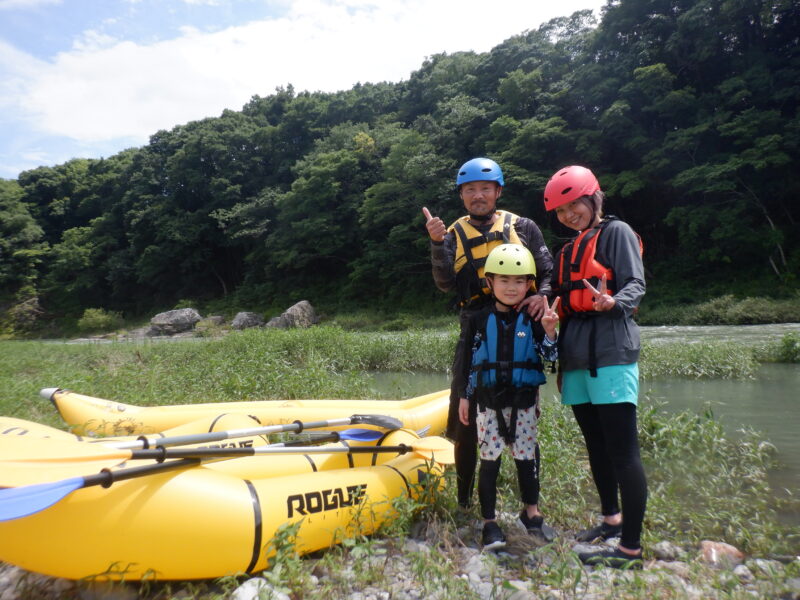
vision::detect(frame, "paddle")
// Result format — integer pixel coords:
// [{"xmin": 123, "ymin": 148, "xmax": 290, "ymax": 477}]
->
[
  {"xmin": 122, "ymin": 435, "xmax": 454, "ymax": 461},
  {"xmin": 0, "ymin": 436, "xmax": 453, "ymax": 522},
  {"xmin": 0, "ymin": 428, "xmax": 385, "ymax": 485},
  {"xmin": 108, "ymin": 414, "xmax": 403, "ymax": 450}
]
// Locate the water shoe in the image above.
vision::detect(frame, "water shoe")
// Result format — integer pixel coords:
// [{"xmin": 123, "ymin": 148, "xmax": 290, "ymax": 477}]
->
[
  {"xmin": 481, "ymin": 521, "xmax": 507, "ymax": 551},
  {"xmin": 518, "ymin": 511, "xmax": 557, "ymax": 543},
  {"xmin": 577, "ymin": 546, "xmax": 643, "ymax": 569},
  {"xmin": 575, "ymin": 521, "xmax": 622, "ymax": 542}
]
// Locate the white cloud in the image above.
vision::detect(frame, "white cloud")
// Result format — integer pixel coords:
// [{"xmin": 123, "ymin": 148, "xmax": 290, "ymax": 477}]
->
[{"xmin": 8, "ymin": 0, "xmax": 605, "ymax": 148}]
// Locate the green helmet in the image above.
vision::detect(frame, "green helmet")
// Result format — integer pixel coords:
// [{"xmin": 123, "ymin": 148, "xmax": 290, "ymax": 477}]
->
[{"xmin": 484, "ymin": 244, "xmax": 536, "ymax": 277}]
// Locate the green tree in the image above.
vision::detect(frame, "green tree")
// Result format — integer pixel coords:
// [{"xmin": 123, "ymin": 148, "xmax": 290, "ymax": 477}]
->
[{"xmin": 0, "ymin": 179, "xmax": 46, "ymax": 292}]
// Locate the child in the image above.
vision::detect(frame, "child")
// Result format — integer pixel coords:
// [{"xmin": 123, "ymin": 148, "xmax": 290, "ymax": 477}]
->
[{"xmin": 457, "ymin": 243, "xmax": 560, "ymax": 550}]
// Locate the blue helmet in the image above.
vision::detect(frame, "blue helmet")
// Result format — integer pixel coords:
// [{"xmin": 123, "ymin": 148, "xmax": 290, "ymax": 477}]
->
[{"xmin": 455, "ymin": 158, "xmax": 504, "ymax": 187}]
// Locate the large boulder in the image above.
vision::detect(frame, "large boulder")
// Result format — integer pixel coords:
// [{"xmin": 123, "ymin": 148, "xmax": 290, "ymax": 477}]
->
[
  {"xmin": 148, "ymin": 308, "xmax": 202, "ymax": 336},
  {"xmin": 265, "ymin": 300, "xmax": 318, "ymax": 329},
  {"xmin": 231, "ymin": 311, "xmax": 265, "ymax": 330}
]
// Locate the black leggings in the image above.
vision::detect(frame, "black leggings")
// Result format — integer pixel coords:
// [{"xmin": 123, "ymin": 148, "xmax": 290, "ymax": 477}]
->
[
  {"xmin": 447, "ymin": 310, "xmax": 480, "ymax": 508},
  {"xmin": 571, "ymin": 402, "xmax": 648, "ymax": 550},
  {"xmin": 449, "ymin": 397, "xmax": 478, "ymax": 508},
  {"xmin": 478, "ymin": 451, "xmax": 541, "ymax": 520}
]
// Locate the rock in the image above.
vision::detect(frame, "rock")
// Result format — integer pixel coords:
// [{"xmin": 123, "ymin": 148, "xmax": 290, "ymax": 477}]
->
[
  {"xmin": 507, "ymin": 591, "xmax": 536, "ymax": 600},
  {"xmin": 733, "ymin": 564, "xmax": 754, "ymax": 583},
  {"xmin": 78, "ymin": 581, "xmax": 138, "ymax": 600},
  {"xmin": 230, "ymin": 577, "xmax": 290, "ymax": 600},
  {"xmin": 148, "ymin": 308, "xmax": 202, "ymax": 335},
  {"xmin": 699, "ymin": 540, "xmax": 744, "ymax": 568},
  {"xmin": 463, "ymin": 553, "xmax": 492, "ymax": 578},
  {"xmin": 652, "ymin": 540, "xmax": 683, "ymax": 561},
  {"xmin": 265, "ymin": 300, "xmax": 318, "ymax": 329},
  {"xmin": 746, "ymin": 557, "xmax": 784, "ymax": 577},
  {"xmin": 231, "ymin": 311, "xmax": 265, "ymax": 330},
  {"xmin": 659, "ymin": 560, "xmax": 691, "ymax": 578},
  {"xmin": 195, "ymin": 315, "xmax": 225, "ymax": 330}
]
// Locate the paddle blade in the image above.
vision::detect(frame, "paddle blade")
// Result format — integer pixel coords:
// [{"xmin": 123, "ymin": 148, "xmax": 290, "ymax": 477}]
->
[
  {"xmin": 0, "ymin": 436, "xmax": 130, "ymax": 486},
  {"xmin": 349, "ymin": 414, "xmax": 403, "ymax": 430},
  {"xmin": 0, "ymin": 477, "xmax": 84, "ymax": 521},
  {"xmin": 336, "ymin": 428, "xmax": 383, "ymax": 442},
  {"xmin": 410, "ymin": 436, "xmax": 455, "ymax": 465}
]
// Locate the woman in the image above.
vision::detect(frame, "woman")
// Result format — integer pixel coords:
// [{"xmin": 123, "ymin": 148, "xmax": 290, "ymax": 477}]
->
[{"xmin": 543, "ymin": 165, "xmax": 648, "ymax": 569}]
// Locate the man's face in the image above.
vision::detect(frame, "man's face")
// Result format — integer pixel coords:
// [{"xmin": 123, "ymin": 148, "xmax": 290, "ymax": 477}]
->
[{"xmin": 460, "ymin": 181, "xmax": 501, "ymax": 217}]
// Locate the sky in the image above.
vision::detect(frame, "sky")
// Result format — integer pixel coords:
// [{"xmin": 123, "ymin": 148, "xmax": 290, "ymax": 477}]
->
[{"xmin": 0, "ymin": 0, "xmax": 606, "ymax": 180}]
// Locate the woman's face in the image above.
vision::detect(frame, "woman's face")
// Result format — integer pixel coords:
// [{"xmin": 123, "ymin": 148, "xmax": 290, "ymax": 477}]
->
[{"xmin": 554, "ymin": 198, "xmax": 595, "ymax": 231}]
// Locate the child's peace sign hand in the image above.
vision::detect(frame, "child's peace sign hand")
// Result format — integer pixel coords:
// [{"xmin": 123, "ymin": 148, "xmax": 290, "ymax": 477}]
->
[
  {"xmin": 582, "ymin": 274, "xmax": 615, "ymax": 312},
  {"xmin": 541, "ymin": 296, "xmax": 559, "ymax": 339}
]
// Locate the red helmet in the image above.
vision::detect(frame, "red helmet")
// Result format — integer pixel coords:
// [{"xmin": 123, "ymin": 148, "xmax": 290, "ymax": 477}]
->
[{"xmin": 543, "ymin": 166, "xmax": 601, "ymax": 211}]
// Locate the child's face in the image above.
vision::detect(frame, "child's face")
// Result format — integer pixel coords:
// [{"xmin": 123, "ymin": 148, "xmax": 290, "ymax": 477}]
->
[
  {"xmin": 488, "ymin": 274, "xmax": 530, "ymax": 307},
  {"xmin": 460, "ymin": 181, "xmax": 501, "ymax": 217},
  {"xmin": 554, "ymin": 198, "xmax": 594, "ymax": 231}
]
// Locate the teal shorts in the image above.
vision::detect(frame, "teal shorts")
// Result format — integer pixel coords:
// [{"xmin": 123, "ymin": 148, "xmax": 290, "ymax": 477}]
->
[{"xmin": 561, "ymin": 363, "xmax": 640, "ymax": 406}]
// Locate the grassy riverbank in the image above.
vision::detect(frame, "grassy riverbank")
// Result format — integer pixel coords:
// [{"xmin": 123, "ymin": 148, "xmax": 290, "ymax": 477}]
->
[
  {"xmin": 1, "ymin": 328, "xmax": 798, "ymax": 598},
  {"xmin": 1, "ymin": 326, "xmax": 798, "ymax": 421}
]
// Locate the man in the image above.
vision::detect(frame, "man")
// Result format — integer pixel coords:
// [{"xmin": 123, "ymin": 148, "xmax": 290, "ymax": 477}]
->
[{"xmin": 422, "ymin": 157, "xmax": 553, "ymax": 508}]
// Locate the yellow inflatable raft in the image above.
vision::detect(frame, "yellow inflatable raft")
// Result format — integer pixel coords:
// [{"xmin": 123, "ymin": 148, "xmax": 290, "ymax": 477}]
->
[
  {"xmin": 0, "ymin": 427, "xmax": 449, "ymax": 581},
  {"xmin": 42, "ymin": 387, "xmax": 451, "ymax": 437}
]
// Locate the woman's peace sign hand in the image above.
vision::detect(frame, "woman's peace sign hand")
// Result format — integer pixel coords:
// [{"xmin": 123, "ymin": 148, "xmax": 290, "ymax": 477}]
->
[{"xmin": 582, "ymin": 274, "xmax": 615, "ymax": 312}]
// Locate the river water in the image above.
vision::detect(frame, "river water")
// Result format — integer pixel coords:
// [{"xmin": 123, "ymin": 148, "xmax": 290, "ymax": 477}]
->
[{"xmin": 368, "ymin": 323, "xmax": 800, "ymax": 509}]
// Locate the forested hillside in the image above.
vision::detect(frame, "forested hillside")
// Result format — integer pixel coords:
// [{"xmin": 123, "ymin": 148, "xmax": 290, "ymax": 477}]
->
[{"xmin": 1, "ymin": 0, "xmax": 798, "ymax": 330}]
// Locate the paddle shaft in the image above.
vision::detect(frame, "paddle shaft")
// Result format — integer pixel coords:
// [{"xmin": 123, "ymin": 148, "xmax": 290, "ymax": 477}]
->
[
  {"xmin": 83, "ymin": 458, "xmax": 202, "ymax": 488},
  {"xmin": 111, "ymin": 415, "xmax": 401, "ymax": 450},
  {"xmin": 126, "ymin": 443, "xmax": 428, "ymax": 460}
]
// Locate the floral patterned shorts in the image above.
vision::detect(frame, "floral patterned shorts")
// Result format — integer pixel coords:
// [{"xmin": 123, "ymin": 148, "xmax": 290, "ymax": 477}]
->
[{"xmin": 476, "ymin": 403, "xmax": 539, "ymax": 462}]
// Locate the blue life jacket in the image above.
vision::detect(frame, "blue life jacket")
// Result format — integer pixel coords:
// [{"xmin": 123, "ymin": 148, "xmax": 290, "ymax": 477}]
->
[
  {"xmin": 469, "ymin": 311, "xmax": 546, "ymax": 445},
  {"xmin": 470, "ymin": 311, "xmax": 546, "ymax": 400}
]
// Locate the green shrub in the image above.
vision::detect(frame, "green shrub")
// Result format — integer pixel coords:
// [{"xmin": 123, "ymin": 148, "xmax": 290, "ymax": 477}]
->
[
  {"xmin": 639, "ymin": 295, "xmax": 800, "ymax": 326},
  {"xmin": 76, "ymin": 308, "xmax": 124, "ymax": 334},
  {"xmin": 775, "ymin": 333, "xmax": 800, "ymax": 362},
  {"xmin": 640, "ymin": 340, "xmax": 757, "ymax": 379},
  {"xmin": 172, "ymin": 299, "xmax": 199, "ymax": 310}
]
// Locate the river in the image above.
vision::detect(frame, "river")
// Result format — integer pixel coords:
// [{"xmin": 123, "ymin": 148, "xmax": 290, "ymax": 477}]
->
[{"xmin": 368, "ymin": 323, "xmax": 800, "ymax": 516}]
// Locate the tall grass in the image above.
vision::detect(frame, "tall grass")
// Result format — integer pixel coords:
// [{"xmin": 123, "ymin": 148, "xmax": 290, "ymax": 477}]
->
[{"xmin": 2, "ymin": 326, "xmax": 798, "ymax": 426}]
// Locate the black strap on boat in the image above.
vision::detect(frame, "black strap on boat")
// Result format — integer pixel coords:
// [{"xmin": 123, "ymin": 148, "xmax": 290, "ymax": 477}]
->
[{"xmin": 243, "ymin": 479, "xmax": 263, "ymax": 574}]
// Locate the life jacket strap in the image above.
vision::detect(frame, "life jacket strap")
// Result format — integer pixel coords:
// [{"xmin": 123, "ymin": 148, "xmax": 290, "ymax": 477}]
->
[
  {"xmin": 475, "ymin": 387, "xmax": 537, "ymax": 445},
  {"xmin": 472, "ymin": 360, "xmax": 544, "ymax": 375}
]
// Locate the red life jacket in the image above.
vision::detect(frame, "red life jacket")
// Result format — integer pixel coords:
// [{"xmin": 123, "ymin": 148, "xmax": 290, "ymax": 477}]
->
[
  {"xmin": 554, "ymin": 218, "xmax": 643, "ymax": 378},
  {"xmin": 554, "ymin": 217, "xmax": 642, "ymax": 317}
]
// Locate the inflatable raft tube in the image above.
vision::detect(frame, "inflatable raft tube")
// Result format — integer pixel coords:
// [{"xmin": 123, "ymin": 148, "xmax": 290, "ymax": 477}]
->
[
  {"xmin": 0, "ymin": 414, "xmax": 405, "ymax": 485},
  {"xmin": 0, "ymin": 429, "xmax": 445, "ymax": 580},
  {"xmin": 0, "ymin": 413, "xmax": 272, "ymax": 449},
  {"xmin": 42, "ymin": 387, "xmax": 450, "ymax": 437}
]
